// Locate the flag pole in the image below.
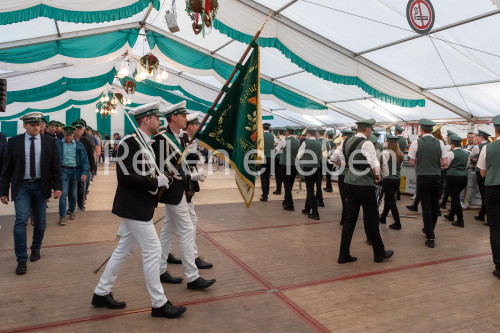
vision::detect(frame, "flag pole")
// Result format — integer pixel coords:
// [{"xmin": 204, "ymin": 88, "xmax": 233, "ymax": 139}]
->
[{"xmin": 189, "ymin": 11, "xmax": 274, "ymax": 145}]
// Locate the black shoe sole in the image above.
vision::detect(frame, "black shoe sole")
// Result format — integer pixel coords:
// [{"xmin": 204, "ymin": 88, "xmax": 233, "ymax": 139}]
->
[
  {"xmin": 160, "ymin": 279, "xmax": 183, "ymax": 284},
  {"xmin": 187, "ymin": 279, "xmax": 216, "ymax": 290},
  {"xmin": 196, "ymin": 264, "xmax": 213, "ymax": 269},
  {"xmin": 29, "ymin": 255, "xmax": 40, "ymax": 262},
  {"xmin": 151, "ymin": 307, "xmax": 186, "ymax": 318},
  {"xmin": 91, "ymin": 301, "xmax": 126, "ymax": 309}
]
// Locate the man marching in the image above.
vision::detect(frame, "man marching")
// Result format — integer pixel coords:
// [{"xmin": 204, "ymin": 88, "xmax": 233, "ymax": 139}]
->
[
  {"xmin": 477, "ymin": 115, "xmax": 500, "ymax": 279},
  {"xmin": 275, "ymin": 126, "xmax": 300, "ymax": 211},
  {"xmin": 472, "ymin": 129, "xmax": 491, "ymax": 224},
  {"xmin": 92, "ymin": 102, "xmax": 186, "ymax": 318},
  {"xmin": 152, "ymin": 101, "xmax": 216, "ymax": 290}
]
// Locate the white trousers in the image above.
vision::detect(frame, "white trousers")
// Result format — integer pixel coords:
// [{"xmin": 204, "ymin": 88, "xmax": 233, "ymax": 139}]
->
[
  {"xmin": 187, "ymin": 197, "xmax": 199, "ymax": 258},
  {"xmin": 94, "ymin": 218, "xmax": 167, "ymax": 308},
  {"xmin": 159, "ymin": 194, "xmax": 199, "ymax": 282}
]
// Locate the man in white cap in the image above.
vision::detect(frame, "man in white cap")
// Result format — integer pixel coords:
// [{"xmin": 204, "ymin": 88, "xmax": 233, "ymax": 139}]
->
[
  {"xmin": 0, "ymin": 112, "xmax": 62, "ymax": 275},
  {"xmin": 162, "ymin": 111, "xmax": 213, "ymax": 269},
  {"xmin": 92, "ymin": 101, "xmax": 186, "ymax": 319},
  {"xmin": 152, "ymin": 101, "xmax": 216, "ymax": 290}
]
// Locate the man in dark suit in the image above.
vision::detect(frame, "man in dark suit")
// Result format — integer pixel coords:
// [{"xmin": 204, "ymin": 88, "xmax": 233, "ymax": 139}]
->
[
  {"xmin": 0, "ymin": 132, "xmax": 7, "ymax": 174},
  {"xmin": 0, "ymin": 112, "xmax": 62, "ymax": 275},
  {"xmin": 71, "ymin": 120, "xmax": 96, "ymax": 210},
  {"xmin": 92, "ymin": 101, "xmax": 186, "ymax": 319},
  {"xmin": 152, "ymin": 101, "xmax": 216, "ymax": 291}
]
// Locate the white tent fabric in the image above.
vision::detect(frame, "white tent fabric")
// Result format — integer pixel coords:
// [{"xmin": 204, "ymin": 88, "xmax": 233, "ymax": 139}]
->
[{"xmin": 2, "ymin": 0, "xmax": 500, "ymax": 136}]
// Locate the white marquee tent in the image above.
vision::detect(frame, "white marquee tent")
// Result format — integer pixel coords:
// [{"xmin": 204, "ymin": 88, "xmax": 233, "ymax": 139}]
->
[{"xmin": 1, "ymin": 0, "xmax": 500, "ymax": 137}]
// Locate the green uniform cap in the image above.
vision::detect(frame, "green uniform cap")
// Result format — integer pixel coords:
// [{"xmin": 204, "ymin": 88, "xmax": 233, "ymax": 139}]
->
[
  {"xmin": 373, "ymin": 131, "xmax": 381, "ymax": 137},
  {"xmin": 478, "ymin": 129, "xmax": 491, "ymax": 138},
  {"xmin": 57, "ymin": 121, "xmax": 65, "ymax": 127},
  {"xmin": 130, "ymin": 101, "xmax": 162, "ymax": 119},
  {"xmin": 492, "ymin": 115, "xmax": 500, "ymax": 128},
  {"xmin": 395, "ymin": 125, "xmax": 404, "ymax": 132},
  {"xmin": 263, "ymin": 123, "xmax": 271, "ymax": 127},
  {"xmin": 447, "ymin": 130, "xmax": 458, "ymax": 137},
  {"xmin": 368, "ymin": 134, "xmax": 378, "ymax": 143},
  {"xmin": 419, "ymin": 118, "xmax": 436, "ymax": 127},
  {"xmin": 63, "ymin": 126, "xmax": 76, "ymax": 134},
  {"xmin": 285, "ymin": 126, "xmax": 296, "ymax": 133},
  {"xmin": 341, "ymin": 129, "xmax": 353, "ymax": 136},
  {"xmin": 356, "ymin": 118, "xmax": 376, "ymax": 128},
  {"xmin": 40, "ymin": 117, "xmax": 48, "ymax": 125},
  {"xmin": 162, "ymin": 101, "xmax": 187, "ymax": 118},
  {"xmin": 326, "ymin": 130, "xmax": 335, "ymax": 136},
  {"xmin": 307, "ymin": 127, "xmax": 317, "ymax": 132},
  {"xmin": 449, "ymin": 134, "xmax": 462, "ymax": 143},
  {"xmin": 72, "ymin": 120, "xmax": 85, "ymax": 128},
  {"xmin": 75, "ymin": 118, "xmax": 87, "ymax": 128},
  {"xmin": 20, "ymin": 112, "xmax": 44, "ymax": 124},
  {"xmin": 48, "ymin": 120, "xmax": 58, "ymax": 126},
  {"xmin": 386, "ymin": 135, "xmax": 399, "ymax": 142}
]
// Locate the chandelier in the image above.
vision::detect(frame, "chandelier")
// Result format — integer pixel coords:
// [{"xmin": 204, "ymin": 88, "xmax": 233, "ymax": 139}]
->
[{"xmin": 95, "ymin": 82, "xmax": 133, "ymax": 118}]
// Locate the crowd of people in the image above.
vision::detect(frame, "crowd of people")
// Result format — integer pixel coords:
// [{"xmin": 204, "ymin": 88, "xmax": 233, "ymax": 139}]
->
[{"xmin": 1, "ymin": 106, "xmax": 499, "ymax": 320}]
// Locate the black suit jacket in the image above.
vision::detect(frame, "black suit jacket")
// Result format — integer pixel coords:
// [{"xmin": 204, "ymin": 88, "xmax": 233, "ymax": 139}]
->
[
  {"xmin": 152, "ymin": 126, "xmax": 199, "ymax": 205},
  {"xmin": 79, "ymin": 136, "xmax": 97, "ymax": 174},
  {"xmin": 112, "ymin": 133, "xmax": 158, "ymax": 221},
  {"xmin": 0, "ymin": 132, "xmax": 7, "ymax": 175},
  {"xmin": 0, "ymin": 133, "xmax": 62, "ymax": 201}
]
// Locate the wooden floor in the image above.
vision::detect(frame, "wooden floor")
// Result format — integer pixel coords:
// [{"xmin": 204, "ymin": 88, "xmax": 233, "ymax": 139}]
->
[{"xmin": 1, "ymin": 164, "xmax": 499, "ymax": 332}]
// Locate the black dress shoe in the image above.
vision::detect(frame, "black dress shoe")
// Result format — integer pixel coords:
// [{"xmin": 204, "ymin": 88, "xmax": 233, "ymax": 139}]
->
[
  {"xmin": 308, "ymin": 214, "xmax": 320, "ymax": 220},
  {"xmin": 283, "ymin": 206, "xmax": 294, "ymax": 211},
  {"xmin": 474, "ymin": 215, "xmax": 485, "ymax": 222},
  {"xmin": 442, "ymin": 214, "xmax": 454, "ymax": 222},
  {"xmin": 260, "ymin": 196, "xmax": 268, "ymax": 202},
  {"xmin": 340, "ymin": 220, "xmax": 344, "ymax": 226},
  {"xmin": 301, "ymin": 209, "xmax": 309, "ymax": 215},
  {"xmin": 282, "ymin": 200, "xmax": 286, "ymax": 207},
  {"xmin": 337, "ymin": 255, "xmax": 357, "ymax": 264},
  {"xmin": 195, "ymin": 257, "xmax": 213, "ymax": 269},
  {"xmin": 366, "ymin": 239, "xmax": 372, "ymax": 246},
  {"xmin": 493, "ymin": 270, "xmax": 500, "ymax": 279},
  {"xmin": 92, "ymin": 293, "xmax": 126, "ymax": 309},
  {"xmin": 451, "ymin": 221, "xmax": 464, "ymax": 228},
  {"xmin": 187, "ymin": 277, "xmax": 216, "ymax": 290},
  {"xmin": 379, "ymin": 218, "xmax": 386, "ymax": 224},
  {"xmin": 30, "ymin": 250, "xmax": 40, "ymax": 262},
  {"xmin": 160, "ymin": 271, "xmax": 183, "ymax": 284},
  {"xmin": 389, "ymin": 223, "xmax": 401, "ymax": 230},
  {"xmin": 272, "ymin": 190, "xmax": 281, "ymax": 195},
  {"xmin": 151, "ymin": 301, "xmax": 186, "ymax": 318},
  {"xmin": 406, "ymin": 205, "xmax": 418, "ymax": 212},
  {"xmin": 167, "ymin": 253, "xmax": 182, "ymax": 264},
  {"xmin": 15, "ymin": 261, "xmax": 27, "ymax": 275},
  {"xmin": 425, "ymin": 239, "xmax": 435, "ymax": 248},
  {"xmin": 323, "ymin": 187, "xmax": 333, "ymax": 193},
  {"xmin": 483, "ymin": 222, "xmax": 490, "ymax": 226},
  {"xmin": 374, "ymin": 250, "xmax": 394, "ymax": 262},
  {"xmin": 317, "ymin": 201, "xmax": 325, "ymax": 207}
]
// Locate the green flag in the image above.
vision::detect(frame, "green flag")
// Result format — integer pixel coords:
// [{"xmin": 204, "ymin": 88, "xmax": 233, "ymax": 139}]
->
[{"xmin": 198, "ymin": 43, "xmax": 264, "ymax": 208}]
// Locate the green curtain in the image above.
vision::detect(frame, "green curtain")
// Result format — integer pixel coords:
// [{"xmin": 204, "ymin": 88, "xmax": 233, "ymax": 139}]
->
[
  {"xmin": 124, "ymin": 115, "xmax": 137, "ymax": 135},
  {"xmin": 146, "ymin": 30, "xmax": 327, "ymax": 111},
  {"xmin": 0, "ymin": 1, "xmax": 159, "ymax": 25},
  {"xmin": 65, "ymin": 107, "xmax": 80, "ymax": 126},
  {"xmin": 43, "ymin": 115, "xmax": 50, "ymax": 123},
  {"xmin": 7, "ymin": 69, "xmax": 116, "ymax": 105},
  {"xmin": 212, "ymin": 19, "xmax": 425, "ymax": 108},
  {"xmin": 1, "ymin": 120, "xmax": 18, "ymax": 137},
  {"xmin": 96, "ymin": 114, "xmax": 111, "ymax": 137},
  {"xmin": 0, "ymin": 29, "xmax": 139, "ymax": 64},
  {"xmin": 262, "ymin": 115, "xmax": 273, "ymax": 120}
]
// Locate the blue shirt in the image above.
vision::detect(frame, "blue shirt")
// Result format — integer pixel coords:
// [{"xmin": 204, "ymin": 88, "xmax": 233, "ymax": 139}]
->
[
  {"xmin": 24, "ymin": 133, "xmax": 41, "ymax": 179},
  {"xmin": 62, "ymin": 139, "xmax": 77, "ymax": 167}
]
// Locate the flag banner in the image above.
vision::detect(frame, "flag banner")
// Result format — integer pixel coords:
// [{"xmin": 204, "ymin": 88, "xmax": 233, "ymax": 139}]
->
[{"xmin": 198, "ymin": 43, "xmax": 264, "ymax": 208}]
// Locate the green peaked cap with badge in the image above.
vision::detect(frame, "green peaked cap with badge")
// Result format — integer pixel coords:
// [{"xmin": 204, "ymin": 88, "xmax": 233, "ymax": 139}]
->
[
  {"xmin": 386, "ymin": 134, "xmax": 399, "ymax": 142},
  {"xmin": 478, "ymin": 129, "xmax": 491, "ymax": 138},
  {"xmin": 449, "ymin": 135, "xmax": 462, "ymax": 144},
  {"xmin": 419, "ymin": 118, "xmax": 435, "ymax": 132},
  {"xmin": 62, "ymin": 126, "xmax": 76, "ymax": 134},
  {"xmin": 161, "ymin": 101, "xmax": 187, "ymax": 118},
  {"xmin": 493, "ymin": 115, "xmax": 500, "ymax": 130},
  {"xmin": 286, "ymin": 126, "xmax": 296, "ymax": 133},
  {"xmin": 395, "ymin": 125, "xmax": 404, "ymax": 132},
  {"xmin": 447, "ymin": 130, "xmax": 458, "ymax": 137},
  {"xmin": 20, "ymin": 112, "xmax": 44, "ymax": 124},
  {"xmin": 356, "ymin": 118, "xmax": 376, "ymax": 128},
  {"xmin": 341, "ymin": 129, "xmax": 353, "ymax": 136},
  {"xmin": 130, "ymin": 101, "xmax": 161, "ymax": 119}
]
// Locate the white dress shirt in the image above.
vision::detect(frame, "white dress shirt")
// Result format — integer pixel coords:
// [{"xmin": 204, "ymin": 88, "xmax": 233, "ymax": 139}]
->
[
  {"xmin": 408, "ymin": 134, "xmax": 448, "ymax": 160},
  {"xmin": 471, "ymin": 140, "xmax": 488, "ymax": 160},
  {"xmin": 331, "ymin": 133, "xmax": 381, "ymax": 175},
  {"xmin": 477, "ymin": 137, "xmax": 500, "ymax": 170},
  {"xmin": 24, "ymin": 133, "xmax": 41, "ymax": 179},
  {"xmin": 446, "ymin": 147, "xmax": 470, "ymax": 169},
  {"xmin": 297, "ymin": 137, "xmax": 327, "ymax": 160}
]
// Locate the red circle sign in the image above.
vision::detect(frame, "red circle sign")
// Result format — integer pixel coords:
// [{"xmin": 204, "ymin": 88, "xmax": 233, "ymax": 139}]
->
[{"xmin": 407, "ymin": 0, "xmax": 435, "ymax": 34}]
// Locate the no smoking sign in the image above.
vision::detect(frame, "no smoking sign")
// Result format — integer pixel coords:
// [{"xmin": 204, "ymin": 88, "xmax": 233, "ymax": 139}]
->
[{"xmin": 406, "ymin": 0, "xmax": 435, "ymax": 34}]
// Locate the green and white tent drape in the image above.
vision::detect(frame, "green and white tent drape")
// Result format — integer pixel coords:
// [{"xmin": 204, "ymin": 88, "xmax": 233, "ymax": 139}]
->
[{"xmin": 0, "ymin": 0, "xmax": 159, "ymax": 25}]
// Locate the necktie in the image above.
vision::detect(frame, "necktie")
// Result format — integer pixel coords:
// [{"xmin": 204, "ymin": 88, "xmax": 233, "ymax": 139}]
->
[{"xmin": 29, "ymin": 137, "xmax": 36, "ymax": 179}]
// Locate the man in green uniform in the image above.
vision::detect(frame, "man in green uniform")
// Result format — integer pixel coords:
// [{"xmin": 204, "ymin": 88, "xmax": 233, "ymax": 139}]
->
[
  {"xmin": 260, "ymin": 123, "xmax": 275, "ymax": 202},
  {"xmin": 472, "ymin": 129, "xmax": 491, "ymax": 223},
  {"xmin": 324, "ymin": 130, "xmax": 336, "ymax": 193},
  {"xmin": 297, "ymin": 128, "xmax": 325, "ymax": 220},
  {"xmin": 276, "ymin": 127, "xmax": 300, "ymax": 211},
  {"xmin": 273, "ymin": 128, "xmax": 286, "ymax": 195},
  {"xmin": 443, "ymin": 135, "xmax": 468, "ymax": 228},
  {"xmin": 315, "ymin": 128, "xmax": 326, "ymax": 207},
  {"xmin": 477, "ymin": 115, "xmax": 500, "ymax": 279},
  {"xmin": 334, "ymin": 129, "xmax": 353, "ymax": 225},
  {"xmin": 408, "ymin": 119, "xmax": 449, "ymax": 248},
  {"xmin": 395, "ymin": 125, "xmax": 407, "ymax": 153},
  {"xmin": 332, "ymin": 119, "xmax": 393, "ymax": 263}
]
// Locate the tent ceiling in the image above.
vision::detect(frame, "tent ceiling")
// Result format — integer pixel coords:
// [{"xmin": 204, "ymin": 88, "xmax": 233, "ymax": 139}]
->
[{"xmin": 1, "ymin": 0, "xmax": 499, "ymax": 129}]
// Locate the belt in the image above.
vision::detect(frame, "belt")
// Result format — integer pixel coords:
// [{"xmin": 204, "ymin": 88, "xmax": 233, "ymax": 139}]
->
[
  {"xmin": 23, "ymin": 178, "xmax": 41, "ymax": 182},
  {"xmin": 62, "ymin": 166, "xmax": 76, "ymax": 169}
]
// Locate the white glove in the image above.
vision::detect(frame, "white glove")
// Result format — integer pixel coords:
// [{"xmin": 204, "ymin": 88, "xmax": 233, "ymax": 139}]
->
[
  {"xmin": 191, "ymin": 171, "xmax": 206, "ymax": 182},
  {"xmin": 157, "ymin": 174, "xmax": 169, "ymax": 188},
  {"xmin": 186, "ymin": 142, "xmax": 198, "ymax": 153}
]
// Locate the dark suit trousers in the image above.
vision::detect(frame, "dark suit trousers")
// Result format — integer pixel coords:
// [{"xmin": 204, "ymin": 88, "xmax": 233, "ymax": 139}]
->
[
  {"xmin": 325, "ymin": 163, "xmax": 333, "ymax": 190},
  {"xmin": 485, "ymin": 186, "xmax": 500, "ymax": 270},
  {"xmin": 275, "ymin": 157, "xmax": 282, "ymax": 192},
  {"xmin": 304, "ymin": 167, "xmax": 319, "ymax": 215},
  {"xmin": 260, "ymin": 157, "xmax": 272, "ymax": 198},
  {"xmin": 447, "ymin": 175, "xmax": 467, "ymax": 222},
  {"xmin": 380, "ymin": 178, "xmax": 401, "ymax": 225},
  {"xmin": 77, "ymin": 180, "xmax": 86, "ymax": 208},
  {"xmin": 340, "ymin": 183, "xmax": 385, "ymax": 259},
  {"xmin": 315, "ymin": 165, "xmax": 323, "ymax": 202},
  {"xmin": 477, "ymin": 171, "xmax": 487, "ymax": 219},
  {"xmin": 418, "ymin": 176, "xmax": 441, "ymax": 240},
  {"xmin": 282, "ymin": 164, "xmax": 298, "ymax": 208},
  {"xmin": 338, "ymin": 175, "xmax": 347, "ymax": 224}
]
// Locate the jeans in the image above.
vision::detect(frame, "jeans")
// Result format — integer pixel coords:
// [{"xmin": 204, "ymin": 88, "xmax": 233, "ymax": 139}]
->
[
  {"xmin": 13, "ymin": 181, "xmax": 47, "ymax": 262},
  {"xmin": 418, "ymin": 175, "xmax": 441, "ymax": 240},
  {"xmin": 460, "ymin": 170, "xmax": 479, "ymax": 205},
  {"xmin": 59, "ymin": 168, "xmax": 78, "ymax": 217}
]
